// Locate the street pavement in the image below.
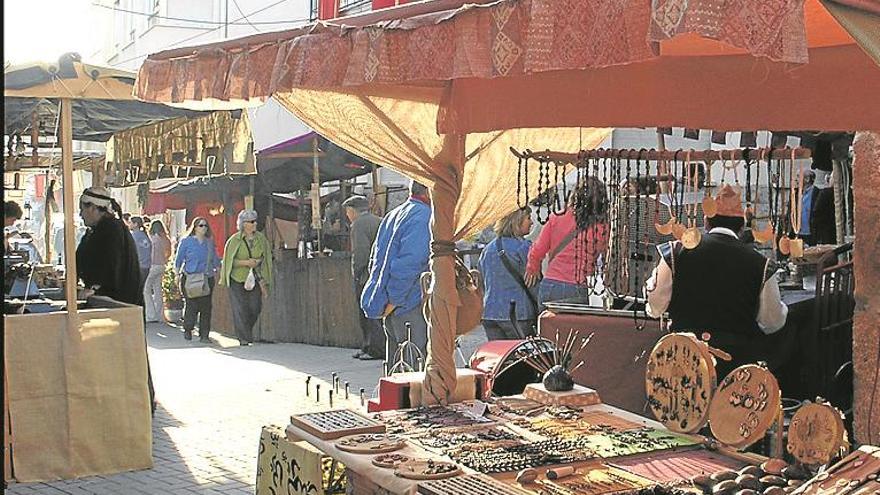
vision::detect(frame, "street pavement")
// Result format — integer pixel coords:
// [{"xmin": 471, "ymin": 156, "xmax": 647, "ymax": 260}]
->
[{"xmin": 6, "ymin": 321, "xmax": 487, "ymax": 495}]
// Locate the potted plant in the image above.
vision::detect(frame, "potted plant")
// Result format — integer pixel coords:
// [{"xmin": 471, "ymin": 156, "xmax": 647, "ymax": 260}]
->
[{"xmin": 162, "ymin": 260, "xmax": 184, "ymax": 322}]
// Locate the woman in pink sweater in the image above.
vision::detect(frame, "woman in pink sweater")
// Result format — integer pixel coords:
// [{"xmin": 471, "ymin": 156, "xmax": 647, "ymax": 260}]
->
[{"xmin": 525, "ymin": 178, "xmax": 610, "ymax": 309}]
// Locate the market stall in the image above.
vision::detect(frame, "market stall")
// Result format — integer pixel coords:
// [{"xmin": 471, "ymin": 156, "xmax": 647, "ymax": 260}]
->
[
  {"xmin": 132, "ymin": 0, "xmax": 880, "ymax": 492},
  {"xmin": 3, "ymin": 55, "xmax": 203, "ymax": 482},
  {"xmin": 142, "ymin": 137, "xmax": 377, "ymax": 346},
  {"xmin": 135, "ymin": 0, "xmax": 880, "ymax": 439}
]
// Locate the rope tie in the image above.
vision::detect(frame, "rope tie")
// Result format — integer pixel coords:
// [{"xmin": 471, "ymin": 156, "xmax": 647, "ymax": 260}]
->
[{"xmin": 431, "ymin": 240, "xmax": 457, "ymax": 259}]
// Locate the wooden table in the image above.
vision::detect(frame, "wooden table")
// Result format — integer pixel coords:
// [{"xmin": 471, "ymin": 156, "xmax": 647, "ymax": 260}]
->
[{"xmin": 283, "ymin": 400, "xmax": 755, "ymax": 495}]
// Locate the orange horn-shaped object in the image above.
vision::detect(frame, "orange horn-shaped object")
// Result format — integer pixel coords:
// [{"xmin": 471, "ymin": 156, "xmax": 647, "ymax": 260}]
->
[
  {"xmin": 655, "ymin": 217, "xmax": 676, "ymax": 236},
  {"xmin": 672, "ymin": 222, "xmax": 686, "ymax": 240},
  {"xmin": 778, "ymin": 236, "xmax": 791, "ymax": 255},
  {"xmin": 702, "ymin": 196, "xmax": 717, "ymax": 218},
  {"xmin": 752, "ymin": 222, "xmax": 775, "ymax": 245}
]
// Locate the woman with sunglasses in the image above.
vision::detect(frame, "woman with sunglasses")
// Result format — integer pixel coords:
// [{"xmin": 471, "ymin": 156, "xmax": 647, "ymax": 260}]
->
[
  {"xmin": 174, "ymin": 217, "xmax": 220, "ymax": 342},
  {"xmin": 219, "ymin": 209, "xmax": 272, "ymax": 346}
]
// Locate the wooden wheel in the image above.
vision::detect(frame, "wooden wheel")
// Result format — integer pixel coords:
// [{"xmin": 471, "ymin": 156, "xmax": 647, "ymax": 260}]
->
[
  {"xmin": 787, "ymin": 400, "xmax": 848, "ymax": 465},
  {"xmin": 708, "ymin": 364, "xmax": 780, "ymax": 449},
  {"xmin": 645, "ymin": 333, "xmax": 717, "ymax": 433}
]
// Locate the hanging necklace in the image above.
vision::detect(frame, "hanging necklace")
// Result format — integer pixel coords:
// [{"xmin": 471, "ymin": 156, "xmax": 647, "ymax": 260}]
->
[
  {"xmin": 752, "ymin": 148, "xmax": 775, "ymax": 245},
  {"xmin": 517, "ymin": 154, "xmax": 529, "ymax": 209},
  {"xmin": 671, "ymin": 151, "xmax": 687, "ymax": 240},
  {"xmin": 632, "ymin": 150, "xmax": 646, "ymax": 331},
  {"xmin": 535, "ymin": 159, "xmax": 549, "ymax": 224},
  {"xmin": 681, "ymin": 151, "xmax": 702, "ymax": 249},
  {"xmin": 655, "ymin": 150, "xmax": 679, "ymax": 236},
  {"xmin": 778, "ymin": 148, "xmax": 797, "ymax": 255},
  {"xmin": 788, "ymin": 148, "xmax": 805, "ymax": 258},
  {"xmin": 702, "ymin": 153, "xmax": 716, "ymax": 217}
]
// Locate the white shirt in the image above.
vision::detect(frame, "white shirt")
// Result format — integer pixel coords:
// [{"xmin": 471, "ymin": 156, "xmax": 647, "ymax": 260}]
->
[{"xmin": 644, "ymin": 227, "xmax": 789, "ymax": 334}]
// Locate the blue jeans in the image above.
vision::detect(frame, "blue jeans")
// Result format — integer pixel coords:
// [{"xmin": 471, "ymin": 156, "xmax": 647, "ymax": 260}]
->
[
  {"xmin": 482, "ymin": 319, "xmax": 536, "ymax": 340},
  {"xmin": 538, "ymin": 279, "xmax": 585, "ymax": 311},
  {"xmin": 383, "ymin": 305, "xmax": 428, "ymax": 371}
]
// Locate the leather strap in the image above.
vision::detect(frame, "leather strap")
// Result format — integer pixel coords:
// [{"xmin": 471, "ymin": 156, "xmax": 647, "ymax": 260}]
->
[
  {"xmin": 496, "ymin": 237, "xmax": 539, "ymax": 316},
  {"xmin": 549, "ymin": 227, "xmax": 580, "ymax": 263}
]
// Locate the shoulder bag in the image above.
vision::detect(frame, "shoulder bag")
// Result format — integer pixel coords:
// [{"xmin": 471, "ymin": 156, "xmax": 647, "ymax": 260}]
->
[
  {"xmin": 242, "ymin": 237, "xmax": 259, "ymax": 291},
  {"xmin": 183, "ymin": 241, "xmax": 214, "ymax": 298},
  {"xmin": 496, "ymin": 237, "xmax": 539, "ymax": 318}
]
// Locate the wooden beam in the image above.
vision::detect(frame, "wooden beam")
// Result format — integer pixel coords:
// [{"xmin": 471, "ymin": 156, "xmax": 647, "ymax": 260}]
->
[
  {"xmin": 61, "ymin": 99, "xmax": 79, "ymax": 319},
  {"xmin": 259, "ymin": 151, "xmax": 327, "ymax": 159}
]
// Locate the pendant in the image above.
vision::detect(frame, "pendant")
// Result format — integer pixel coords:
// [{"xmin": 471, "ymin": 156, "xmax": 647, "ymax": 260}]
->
[
  {"xmin": 752, "ymin": 222, "xmax": 775, "ymax": 245},
  {"xmin": 789, "ymin": 238, "xmax": 805, "ymax": 258},
  {"xmin": 778, "ymin": 236, "xmax": 791, "ymax": 255},
  {"xmin": 655, "ymin": 218, "xmax": 676, "ymax": 236},
  {"xmin": 702, "ymin": 196, "xmax": 717, "ymax": 218},
  {"xmin": 681, "ymin": 227, "xmax": 702, "ymax": 249},
  {"xmin": 672, "ymin": 222, "xmax": 686, "ymax": 240}
]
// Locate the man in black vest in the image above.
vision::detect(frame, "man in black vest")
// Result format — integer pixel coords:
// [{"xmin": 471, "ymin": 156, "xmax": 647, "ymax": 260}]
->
[{"xmin": 645, "ymin": 184, "xmax": 788, "ymax": 377}]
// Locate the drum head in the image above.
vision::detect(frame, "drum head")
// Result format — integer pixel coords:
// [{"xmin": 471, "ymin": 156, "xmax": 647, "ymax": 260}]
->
[{"xmin": 645, "ymin": 333, "xmax": 717, "ymax": 433}]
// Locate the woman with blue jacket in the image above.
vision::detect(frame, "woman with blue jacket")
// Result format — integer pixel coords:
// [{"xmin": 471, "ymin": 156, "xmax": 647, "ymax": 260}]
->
[
  {"xmin": 479, "ymin": 207, "xmax": 537, "ymax": 340},
  {"xmin": 175, "ymin": 217, "xmax": 220, "ymax": 342}
]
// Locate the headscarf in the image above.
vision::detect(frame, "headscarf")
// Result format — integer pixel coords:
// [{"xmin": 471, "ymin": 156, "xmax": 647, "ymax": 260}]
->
[
  {"xmin": 237, "ymin": 209, "xmax": 258, "ymax": 231},
  {"xmin": 81, "ymin": 186, "xmax": 124, "ymax": 219}
]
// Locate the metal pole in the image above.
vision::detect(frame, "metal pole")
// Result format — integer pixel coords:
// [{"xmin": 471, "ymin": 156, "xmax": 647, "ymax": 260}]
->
[
  {"xmin": 60, "ymin": 99, "xmax": 78, "ymax": 318},
  {"xmin": 45, "ymin": 170, "xmax": 52, "ymax": 263},
  {"xmin": 224, "ymin": 0, "xmax": 229, "ymax": 38},
  {"xmin": 312, "ymin": 137, "xmax": 322, "ymax": 254}
]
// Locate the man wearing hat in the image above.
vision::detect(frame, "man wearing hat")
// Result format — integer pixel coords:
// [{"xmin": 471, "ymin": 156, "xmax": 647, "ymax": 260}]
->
[
  {"xmin": 361, "ymin": 180, "xmax": 432, "ymax": 369},
  {"xmin": 343, "ymin": 195, "xmax": 383, "ymax": 360},
  {"xmin": 644, "ymin": 184, "xmax": 788, "ymax": 376},
  {"xmin": 76, "ymin": 186, "xmax": 142, "ymax": 306}
]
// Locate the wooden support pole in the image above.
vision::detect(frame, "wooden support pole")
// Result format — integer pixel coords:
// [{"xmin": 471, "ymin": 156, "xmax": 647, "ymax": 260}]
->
[
  {"xmin": 61, "ymin": 99, "xmax": 78, "ymax": 317},
  {"xmin": 851, "ymin": 131, "xmax": 880, "ymax": 445}
]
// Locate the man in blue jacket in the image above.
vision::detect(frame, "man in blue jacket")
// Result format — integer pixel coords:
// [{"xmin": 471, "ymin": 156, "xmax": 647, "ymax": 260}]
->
[{"xmin": 360, "ymin": 180, "xmax": 431, "ymax": 370}]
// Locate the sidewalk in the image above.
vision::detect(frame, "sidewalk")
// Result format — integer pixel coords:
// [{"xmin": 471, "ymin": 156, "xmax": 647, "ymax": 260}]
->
[{"xmin": 6, "ymin": 322, "xmax": 486, "ymax": 494}]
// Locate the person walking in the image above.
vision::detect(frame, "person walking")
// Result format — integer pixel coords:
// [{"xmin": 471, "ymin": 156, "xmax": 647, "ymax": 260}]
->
[
  {"xmin": 525, "ymin": 178, "xmax": 610, "ymax": 309},
  {"xmin": 175, "ymin": 217, "xmax": 220, "ymax": 343},
  {"xmin": 479, "ymin": 207, "xmax": 538, "ymax": 340},
  {"xmin": 130, "ymin": 216, "xmax": 153, "ymax": 297},
  {"xmin": 342, "ymin": 195, "xmax": 383, "ymax": 360},
  {"xmin": 361, "ymin": 180, "xmax": 431, "ymax": 370},
  {"xmin": 144, "ymin": 220, "xmax": 172, "ymax": 323},
  {"xmin": 219, "ymin": 210, "xmax": 272, "ymax": 346}
]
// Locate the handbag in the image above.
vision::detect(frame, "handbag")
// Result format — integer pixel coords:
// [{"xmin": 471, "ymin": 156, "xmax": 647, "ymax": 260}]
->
[
  {"xmin": 183, "ymin": 241, "xmax": 214, "ymax": 298},
  {"xmin": 242, "ymin": 237, "xmax": 260, "ymax": 291},
  {"xmin": 244, "ymin": 269, "xmax": 257, "ymax": 291},
  {"xmin": 184, "ymin": 272, "xmax": 211, "ymax": 298},
  {"xmin": 496, "ymin": 237, "xmax": 540, "ymax": 319}
]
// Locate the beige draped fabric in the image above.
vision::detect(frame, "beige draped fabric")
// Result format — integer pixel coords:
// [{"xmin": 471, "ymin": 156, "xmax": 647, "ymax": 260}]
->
[
  {"xmin": 274, "ymin": 89, "xmax": 609, "ymax": 239},
  {"xmin": 274, "ymin": 88, "xmax": 609, "ymax": 402},
  {"xmin": 822, "ymin": 0, "xmax": 880, "ymax": 65},
  {"xmin": 105, "ymin": 111, "xmax": 254, "ymax": 185}
]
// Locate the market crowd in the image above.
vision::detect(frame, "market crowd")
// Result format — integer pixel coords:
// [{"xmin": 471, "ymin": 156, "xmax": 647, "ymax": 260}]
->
[{"xmin": 65, "ymin": 150, "xmax": 834, "ymax": 376}]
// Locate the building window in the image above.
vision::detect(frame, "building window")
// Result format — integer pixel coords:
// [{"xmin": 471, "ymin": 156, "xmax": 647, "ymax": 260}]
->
[{"xmin": 339, "ymin": 0, "xmax": 370, "ymax": 15}]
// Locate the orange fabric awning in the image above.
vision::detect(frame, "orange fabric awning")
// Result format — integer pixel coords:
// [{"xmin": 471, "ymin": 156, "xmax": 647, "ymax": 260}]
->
[{"xmin": 135, "ymin": 0, "xmax": 879, "ymax": 132}]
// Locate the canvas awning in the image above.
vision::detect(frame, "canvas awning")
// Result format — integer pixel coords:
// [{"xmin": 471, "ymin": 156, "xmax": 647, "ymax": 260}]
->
[
  {"xmin": 257, "ymin": 132, "xmax": 376, "ymax": 192},
  {"xmin": 104, "ymin": 110, "xmax": 254, "ymax": 186},
  {"xmin": 5, "ymin": 54, "xmax": 201, "ymax": 141},
  {"xmin": 133, "ymin": 0, "xmax": 880, "ymax": 407}
]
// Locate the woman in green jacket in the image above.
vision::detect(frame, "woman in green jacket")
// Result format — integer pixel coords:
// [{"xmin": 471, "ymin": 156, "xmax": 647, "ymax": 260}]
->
[{"xmin": 220, "ymin": 209, "xmax": 273, "ymax": 345}]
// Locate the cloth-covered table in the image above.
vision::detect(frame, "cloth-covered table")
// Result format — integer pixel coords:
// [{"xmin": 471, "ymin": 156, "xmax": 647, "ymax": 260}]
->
[
  {"xmin": 3, "ymin": 298, "xmax": 152, "ymax": 481},
  {"xmin": 283, "ymin": 401, "xmax": 710, "ymax": 495}
]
